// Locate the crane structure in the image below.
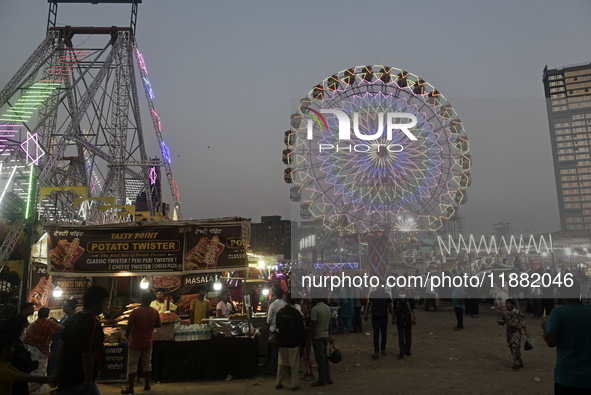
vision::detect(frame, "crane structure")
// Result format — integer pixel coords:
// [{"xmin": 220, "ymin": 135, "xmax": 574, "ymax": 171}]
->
[{"xmin": 0, "ymin": 0, "xmax": 182, "ymax": 260}]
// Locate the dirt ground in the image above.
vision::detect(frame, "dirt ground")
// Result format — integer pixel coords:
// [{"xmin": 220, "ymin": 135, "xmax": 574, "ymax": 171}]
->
[{"xmin": 97, "ymin": 300, "xmax": 557, "ymax": 395}]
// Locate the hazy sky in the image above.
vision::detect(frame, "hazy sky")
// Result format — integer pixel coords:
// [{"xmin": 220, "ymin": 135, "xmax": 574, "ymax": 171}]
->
[{"xmin": 1, "ymin": 0, "xmax": 590, "ymax": 236}]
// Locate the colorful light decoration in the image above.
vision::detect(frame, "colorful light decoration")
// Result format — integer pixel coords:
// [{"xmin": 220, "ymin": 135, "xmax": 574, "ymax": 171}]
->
[
  {"xmin": 20, "ymin": 132, "xmax": 45, "ymax": 165},
  {"xmin": 149, "ymin": 167, "xmax": 157, "ymax": 184},
  {"xmin": 287, "ymin": 65, "xmax": 471, "ymax": 233},
  {"xmin": 395, "ymin": 218, "xmax": 418, "ymax": 232},
  {"xmin": 25, "ymin": 164, "xmax": 34, "ymax": 219},
  {"xmin": 0, "ymin": 81, "xmax": 61, "ymax": 123},
  {"xmin": 90, "ymin": 177, "xmax": 102, "ymax": 194},
  {"xmin": 437, "ymin": 234, "xmax": 553, "ymax": 255},
  {"xmin": 313, "ymin": 262, "xmax": 360, "ymax": 271},
  {"xmin": 160, "ymin": 142, "xmax": 171, "ymax": 164},
  {"xmin": 151, "ymin": 109, "xmax": 162, "ymax": 131},
  {"xmin": 0, "ymin": 165, "xmax": 18, "ymax": 206},
  {"xmin": 172, "ymin": 177, "xmax": 180, "ymax": 201},
  {"xmin": 137, "ymin": 46, "xmax": 180, "ymax": 210},
  {"xmin": 136, "ymin": 49, "xmax": 148, "ymax": 75},
  {"xmin": 143, "ymin": 77, "xmax": 155, "ymax": 100}
]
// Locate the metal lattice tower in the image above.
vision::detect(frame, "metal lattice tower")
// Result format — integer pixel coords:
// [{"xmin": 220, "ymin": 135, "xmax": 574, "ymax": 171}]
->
[{"xmin": 0, "ymin": 1, "xmax": 182, "ymax": 233}]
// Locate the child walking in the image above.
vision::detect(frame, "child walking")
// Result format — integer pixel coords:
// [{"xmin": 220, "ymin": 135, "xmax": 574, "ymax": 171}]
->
[
  {"xmin": 300, "ymin": 303, "xmax": 314, "ymax": 381},
  {"xmin": 497, "ymin": 298, "xmax": 529, "ymax": 370}
]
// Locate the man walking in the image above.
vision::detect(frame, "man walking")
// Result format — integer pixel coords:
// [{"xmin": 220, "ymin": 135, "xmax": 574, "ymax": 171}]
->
[
  {"xmin": 424, "ymin": 275, "xmax": 437, "ymax": 312},
  {"xmin": 452, "ymin": 285, "xmax": 467, "ymax": 330},
  {"xmin": 275, "ymin": 293, "xmax": 305, "ymax": 391},
  {"xmin": 122, "ymin": 293, "xmax": 161, "ymax": 394},
  {"xmin": 364, "ymin": 287, "xmax": 393, "ymax": 359},
  {"xmin": 542, "ymin": 280, "xmax": 591, "ymax": 393},
  {"xmin": 351, "ymin": 287, "xmax": 363, "ymax": 333},
  {"xmin": 393, "ymin": 289, "xmax": 416, "ymax": 358},
  {"xmin": 309, "ymin": 298, "xmax": 332, "ymax": 387},
  {"xmin": 267, "ymin": 285, "xmax": 286, "ymax": 374},
  {"xmin": 55, "ymin": 285, "xmax": 110, "ymax": 395}
]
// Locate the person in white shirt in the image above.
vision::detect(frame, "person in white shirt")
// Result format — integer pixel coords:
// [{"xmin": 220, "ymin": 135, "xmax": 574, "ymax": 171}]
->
[
  {"xmin": 267, "ymin": 285, "xmax": 286, "ymax": 374},
  {"xmin": 216, "ymin": 290, "xmax": 234, "ymax": 318}
]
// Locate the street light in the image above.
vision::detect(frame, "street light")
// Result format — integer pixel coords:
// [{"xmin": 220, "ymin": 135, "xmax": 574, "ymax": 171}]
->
[
  {"xmin": 140, "ymin": 277, "xmax": 149, "ymax": 289},
  {"xmin": 53, "ymin": 286, "xmax": 63, "ymax": 298}
]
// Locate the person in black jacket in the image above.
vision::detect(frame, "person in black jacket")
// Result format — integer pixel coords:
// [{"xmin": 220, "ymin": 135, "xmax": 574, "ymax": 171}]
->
[
  {"xmin": 275, "ymin": 293, "xmax": 306, "ymax": 391},
  {"xmin": 0, "ymin": 315, "xmax": 39, "ymax": 395},
  {"xmin": 393, "ymin": 290, "xmax": 416, "ymax": 359}
]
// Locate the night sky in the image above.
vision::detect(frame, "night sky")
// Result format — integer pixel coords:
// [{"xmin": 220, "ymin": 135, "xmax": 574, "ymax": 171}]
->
[{"xmin": 1, "ymin": 0, "xmax": 590, "ymax": 236}]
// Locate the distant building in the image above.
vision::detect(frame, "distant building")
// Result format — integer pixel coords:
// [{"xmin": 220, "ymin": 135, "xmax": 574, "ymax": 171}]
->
[
  {"xmin": 543, "ymin": 63, "xmax": 591, "ymax": 234},
  {"xmin": 250, "ymin": 216, "xmax": 291, "ymax": 260},
  {"xmin": 441, "ymin": 210, "xmax": 466, "ymax": 239},
  {"xmin": 494, "ymin": 222, "xmax": 513, "ymax": 241}
]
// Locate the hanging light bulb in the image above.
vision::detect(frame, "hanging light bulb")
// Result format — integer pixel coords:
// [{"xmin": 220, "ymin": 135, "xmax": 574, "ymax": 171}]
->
[
  {"xmin": 262, "ymin": 288, "xmax": 269, "ymax": 296},
  {"xmin": 213, "ymin": 282, "xmax": 222, "ymax": 291},
  {"xmin": 258, "ymin": 260, "xmax": 265, "ymax": 269},
  {"xmin": 140, "ymin": 277, "xmax": 149, "ymax": 289},
  {"xmin": 53, "ymin": 286, "xmax": 63, "ymax": 298}
]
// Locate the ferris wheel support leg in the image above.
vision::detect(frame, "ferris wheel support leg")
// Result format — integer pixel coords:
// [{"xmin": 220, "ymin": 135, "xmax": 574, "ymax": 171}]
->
[
  {"xmin": 127, "ymin": 39, "xmax": 152, "ymax": 214},
  {"xmin": 132, "ymin": 41, "xmax": 182, "ymax": 219},
  {"xmin": 111, "ymin": 31, "xmax": 131, "ymax": 205}
]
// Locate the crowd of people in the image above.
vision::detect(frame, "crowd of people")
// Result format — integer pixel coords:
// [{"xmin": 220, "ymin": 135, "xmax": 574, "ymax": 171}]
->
[
  {"xmin": 264, "ymin": 266, "xmax": 591, "ymax": 393},
  {"xmin": 0, "ymin": 286, "xmax": 163, "ymax": 395},
  {"xmin": 0, "ymin": 266, "xmax": 587, "ymax": 394}
]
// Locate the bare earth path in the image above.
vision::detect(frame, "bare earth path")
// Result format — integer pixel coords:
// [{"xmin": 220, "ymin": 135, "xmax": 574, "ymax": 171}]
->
[{"xmin": 98, "ymin": 301, "xmax": 557, "ymax": 395}]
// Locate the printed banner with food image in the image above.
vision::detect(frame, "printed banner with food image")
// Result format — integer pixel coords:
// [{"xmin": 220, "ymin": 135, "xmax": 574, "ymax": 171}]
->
[
  {"xmin": 184, "ymin": 224, "xmax": 248, "ymax": 272},
  {"xmin": 46, "ymin": 226, "xmax": 184, "ymax": 273},
  {"xmin": 30, "ymin": 263, "xmax": 88, "ymax": 310},
  {"xmin": 156, "ymin": 273, "xmax": 223, "ymax": 317}
]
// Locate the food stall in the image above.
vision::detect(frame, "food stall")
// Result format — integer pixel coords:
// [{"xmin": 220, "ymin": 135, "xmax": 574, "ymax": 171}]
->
[{"xmin": 37, "ymin": 218, "xmax": 259, "ymax": 382}]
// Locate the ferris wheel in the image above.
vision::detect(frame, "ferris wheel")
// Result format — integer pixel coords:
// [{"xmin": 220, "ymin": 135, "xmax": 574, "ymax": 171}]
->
[{"xmin": 283, "ymin": 65, "xmax": 472, "ymax": 234}]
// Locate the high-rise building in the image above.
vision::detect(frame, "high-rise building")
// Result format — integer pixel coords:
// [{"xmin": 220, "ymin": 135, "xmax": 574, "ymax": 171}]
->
[
  {"xmin": 494, "ymin": 222, "xmax": 513, "ymax": 241},
  {"xmin": 543, "ymin": 63, "xmax": 591, "ymax": 234},
  {"xmin": 441, "ymin": 210, "xmax": 466, "ymax": 239},
  {"xmin": 250, "ymin": 216, "xmax": 291, "ymax": 259}
]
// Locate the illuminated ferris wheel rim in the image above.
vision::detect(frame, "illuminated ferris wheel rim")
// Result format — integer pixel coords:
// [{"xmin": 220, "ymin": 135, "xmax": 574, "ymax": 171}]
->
[{"xmin": 284, "ymin": 65, "xmax": 472, "ymax": 233}]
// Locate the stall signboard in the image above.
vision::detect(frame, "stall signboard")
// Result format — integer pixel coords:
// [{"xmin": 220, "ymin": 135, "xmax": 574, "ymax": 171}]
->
[
  {"xmin": 184, "ymin": 224, "xmax": 248, "ymax": 272},
  {"xmin": 149, "ymin": 272, "xmax": 222, "ymax": 295},
  {"xmin": 98, "ymin": 343, "xmax": 128, "ymax": 382},
  {"xmin": 46, "ymin": 226, "xmax": 184, "ymax": 274},
  {"xmin": 30, "ymin": 263, "xmax": 89, "ymax": 310},
  {"xmin": 182, "ymin": 272, "xmax": 222, "ymax": 292}
]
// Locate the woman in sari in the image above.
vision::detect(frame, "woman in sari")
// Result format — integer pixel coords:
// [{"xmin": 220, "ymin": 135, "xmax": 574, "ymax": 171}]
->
[{"xmin": 23, "ymin": 308, "xmax": 63, "ymax": 395}]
